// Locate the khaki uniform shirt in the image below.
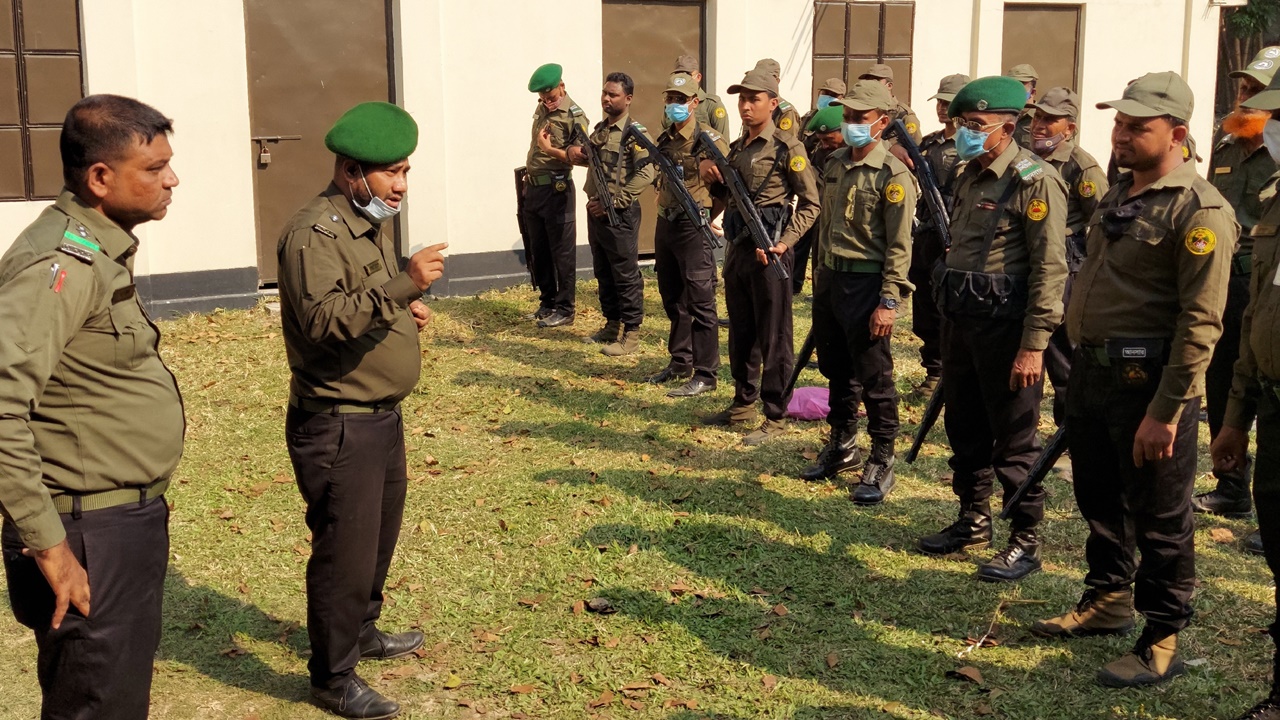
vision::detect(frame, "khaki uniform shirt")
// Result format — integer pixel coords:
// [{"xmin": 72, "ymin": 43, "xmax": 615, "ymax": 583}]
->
[
  {"xmin": 773, "ymin": 98, "xmax": 802, "ymax": 139},
  {"xmin": 1067, "ymin": 160, "xmax": 1238, "ymax": 423},
  {"xmin": 278, "ymin": 184, "xmax": 423, "ymax": 405},
  {"xmin": 0, "ymin": 191, "xmax": 185, "ymax": 551},
  {"xmin": 947, "ymin": 141, "xmax": 1069, "ymax": 350},
  {"xmin": 1013, "ymin": 107, "xmax": 1035, "ymax": 149},
  {"xmin": 818, "ymin": 142, "xmax": 917, "ymax": 302},
  {"xmin": 1208, "ymin": 134, "xmax": 1276, "ymax": 244},
  {"xmin": 662, "ymin": 87, "xmax": 730, "ymax": 135},
  {"xmin": 1043, "ymin": 139, "xmax": 1108, "ymax": 242},
  {"xmin": 1226, "ymin": 183, "xmax": 1280, "ymax": 428},
  {"xmin": 918, "ymin": 129, "xmax": 963, "ymax": 231},
  {"xmin": 888, "ymin": 100, "xmax": 923, "ymax": 145},
  {"xmin": 525, "ymin": 95, "xmax": 589, "ymax": 175},
  {"xmin": 656, "ymin": 118, "xmax": 727, "ymax": 211},
  {"xmin": 723, "ymin": 121, "xmax": 821, "ymax": 247},
  {"xmin": 583, "ymin": 113, "xmax": 656, "ymax": 208}
]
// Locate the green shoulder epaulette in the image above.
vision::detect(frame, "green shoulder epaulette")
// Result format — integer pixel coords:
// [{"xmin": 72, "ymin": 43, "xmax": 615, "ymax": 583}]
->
[
  {"xmin": 1013, "ymin": 156, "xmax": 1045, "ymax": 184},
  {"xmin": 569, "ymin": 104, "xmax": 585, "ymax": 117},
  {"xmin": 56, "ymin": 222, "xmax": 99, "ymax": 264},
  {"xmin": 632, "ymin": 122, "xmax": 647, "ymax": 133},
  {"xmin": 778, "ymin": 100, "xmax": 793, "ymax": 112}
]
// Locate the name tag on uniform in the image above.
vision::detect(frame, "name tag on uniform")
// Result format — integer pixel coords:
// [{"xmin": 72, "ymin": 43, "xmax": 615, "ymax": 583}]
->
[
  {"xmin": 976, "ymin": 200, "xmax": 997, "ymax": 211},
  {"xmin": 363, "ymin": 259, "xmax": 383, "ymax": 275},
  {"xmin": 1214, "ymin": 167, "xmax": 1232, "ymax": 175}
]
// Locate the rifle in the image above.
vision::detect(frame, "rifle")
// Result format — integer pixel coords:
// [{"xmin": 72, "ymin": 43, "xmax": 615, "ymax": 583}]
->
[
  {"xmin": 904, "ymin": 376, "xmax": 945, "ymax": 464},
  {"xmin": 785, "ymin": 326, "xmax": 817, "ymax": 397},
  {"xmin": 513, "ymin": 166, "xmax": 537, "ymax": 290},
  {"xmin": 621, "ymin": 122, "xmax": 722, "ymax": 250},
  {"xmin": 884, "ymin": 119, "xmax": 953, "ymax": 250},
  {"xmin": 999, "ymin": 424, "xmax": 1068, "ymax": 520},
  {"xmin": 696, "ymin": 129, "xmax": 788, "ymax": 281},
  {"xmin": 573, "ymin": 125, "xmax": 620, "ymax": 226}
]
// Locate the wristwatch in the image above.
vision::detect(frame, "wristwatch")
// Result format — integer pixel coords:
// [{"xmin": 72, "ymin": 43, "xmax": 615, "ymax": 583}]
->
[{"xmin": 879, "ymin": 297, "xmax": 898, "ymax": 310}]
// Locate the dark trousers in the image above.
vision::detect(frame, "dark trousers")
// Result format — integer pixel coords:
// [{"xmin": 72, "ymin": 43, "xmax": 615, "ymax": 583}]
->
[
  {"xmin": 1204, "ymin": 272, "xmax": 1253, "ymax": 492},
  {"xmin": 1252, "ymin": 387, "xmax": 1280, "ymax": 652},
  {"xmin": 522, "ymin": 182, "xmax": 577, "ymax": 314},
  {"xmin": 790, "ymin": 223, "xmax": 817, "ymax": 295},
  {"xmin": 654, "ymin": 214, "xmax": 719, "ymax": 384},
  {"xmin": 813, "ymin": 267, "xmax": 899, "ymax": 438},
  {"xmin": 941, "ymin": 316, "xmax": 1045, "ymax": 531},
  {"xmin": 1067, "ymin": 349, "xmax": 1197, "ymax": 635},
  {"xmin": 3, "ymin": 496, "xmax": 169, "ymax": 720},
  {"xmin": 586, "ymin": 203, "xmax": 644, "ymax": 328},
  {"xmin": 1043, "ymin": 273, "xmax": 1077, "ymax": 426},
  {"xmin": 286, "ymin": 406, "xmax": 408, "ymax": 688},
  {"xmin": 723, "ymin": 239, "xmax": 795, "ymax": 419},
  {"xmin": 909, "ymin": 228, "xmax": 944, "ymax": 377}
]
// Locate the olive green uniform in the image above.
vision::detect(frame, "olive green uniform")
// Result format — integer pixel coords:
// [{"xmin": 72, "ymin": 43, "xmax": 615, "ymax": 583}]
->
[
  {"xmin": 773, "ymin": 98, "xmax": 802, "ymax": 139},
  {"xmin": 0, "ymin": 191, "xmax": 184, "ymax": 719},
  {"xmin": 1065, "ymin": 158, "xmax": 1236, "ymax": 638},
  {"xmin": 888, "ymin": 100, "xmax": 923, "ymax": 145},
  {"xmin": 661, "ymin": 87, "xmax": 730, "ymax": 135},
  {"xmin": 524, "ymin": 96, "xmax": 590, "ymax": 315}
]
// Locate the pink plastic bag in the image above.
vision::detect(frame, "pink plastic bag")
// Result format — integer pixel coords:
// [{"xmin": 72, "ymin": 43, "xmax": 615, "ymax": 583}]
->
[{"xmin": 787, "ymin": 386, "xmax": 829, "ymax": 421}]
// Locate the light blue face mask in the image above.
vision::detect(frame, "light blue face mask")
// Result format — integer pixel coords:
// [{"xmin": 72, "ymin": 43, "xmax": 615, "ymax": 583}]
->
[
  {"xmin": 817, "ymin": 95, "xmax": 835, "ymax": 110},
  {"xmin": 665, "ymin": 102, "xmax": 691, "ymax": 123},
  {"xmin": 954, "ymin": 125, "xmax": 993, "ymax": 161},
  {"xmin": 355, "ymin": 169, "xmax": 401, "ymax": 223},
  {"xmin": 840, "ymin": 122, "xmax": 879, "ymax": 148}
]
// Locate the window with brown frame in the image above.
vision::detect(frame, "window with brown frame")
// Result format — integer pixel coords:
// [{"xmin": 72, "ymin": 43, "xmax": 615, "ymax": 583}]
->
[
  {"xmin": 812, "ymin": 1, "xmax": 914, "ymax": 105},
  {"xmin": 1, "ymin": 0, "xmax": 85, "ymax": 201}
]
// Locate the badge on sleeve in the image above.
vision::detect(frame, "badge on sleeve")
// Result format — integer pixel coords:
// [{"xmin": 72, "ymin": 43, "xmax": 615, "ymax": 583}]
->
[
  {"xmin": 789, "ymin": 156, "xmax": 807, "ymax": 172},
  {"xmin": 1182, "ymin": 145, "xmax": 1191, "ymax": 160},
  {"xmin": 885, "ymin": 183, "xmax": 905, "ymax": 204},
  {"xmin": 1026, "ymin": 199, "xmax": 1048, "ymax": 221},
  {"xmin": 1185, "ymin": 226, "xmax": 1217, "ymax": 255},
  {"xmin": 779, "ymin": 117, "xmax": 793, "ymax": 131},
  {"xmin": 1078, "ymin": 180, "xmax": 1097, "ymax": 198},
  {"xmin": 715, "ymin": 107, "xmax": 726, "ymax": 119},
  {"xmin": 906, "ymin": 122, "xmax": 918, "ymax": 135}
]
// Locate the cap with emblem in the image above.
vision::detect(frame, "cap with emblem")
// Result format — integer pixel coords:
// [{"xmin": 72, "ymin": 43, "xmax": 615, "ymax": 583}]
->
[
  {"xmin": 666, "ymin": 72, "xmax": 697, "ymax": 97},
  {"xmin": 1244, "ymin": 57, "xmax": 1280, "ymax": 110},
  {"xmin": 528, "ymin": 63, "xmax": 563, "ymax": 93},
  {"xmin": 859, "ymin": 64, "xmax": 894, "ymax": 81},
  {"xmin": 819, "ymin": 77, "xmax": 847, "ymax": 96},
  {"xmin": 728, "ymin": 68, "xmax": 780, "ymax": 96},
  {"xmin": 1005, "ymin": 64, "xmax": 1039, "ymax": 83},
  {"xmin": 806, "ymin": 105, "xmax": 844, "ymax": 133},
  {"xmin": 1231, "ymin": 46, "xmax": 1280, "ymax": 88},
  {"xmin": 1032, "ymin": 86, "xmax": 1080, "ymax": 119},
  {"xmin": 929, "ymin": 74, "xmax": 971, "ymax": 102},
  {"xmin": 948, "ymin": 76, "xmax": 1029, "ymax": 118},
  {"xmin": 837, "ymin": 80, "xmax": 894, "ymax": 112},
  {"xmin": 673, "ymin": 54, "xmax": 699, "ymax": 74},
  {"xmin": 1096, "ymin": 71, "xmax": 1193, "ymax": 122},
  {"xmin": 324, "ymin": 102, "xmax": 419, "ymax": 164},
  {"xmin": 753, "ymin": 58, "xmax": 782, "ymax": 81}
]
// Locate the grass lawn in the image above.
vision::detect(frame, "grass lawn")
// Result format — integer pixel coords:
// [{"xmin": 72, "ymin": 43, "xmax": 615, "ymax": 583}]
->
[{"xmin": 0, "ymin": 273, "xmax": 1273, "ymax": 720}]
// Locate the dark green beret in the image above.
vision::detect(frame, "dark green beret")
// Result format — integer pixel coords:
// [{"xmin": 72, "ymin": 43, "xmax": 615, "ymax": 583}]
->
[
  {"xmin": 806, "ymin": 105, "xmax": 844, "ymax": 133},
  {"xmin": 948, "ymin": 76, "xmax": 1027, "ymax": 118},
  {"xmin": 529, "ymin": 63, "xmax": 563, "ymax": 93},
  {"xmin": 324, "ymin": 102, "xmax": 418, "ymax": 164}
]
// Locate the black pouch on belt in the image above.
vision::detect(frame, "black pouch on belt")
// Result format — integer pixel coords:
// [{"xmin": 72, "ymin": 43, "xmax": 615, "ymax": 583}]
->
[{"xmin": 1104, "ymin": 338, "xmax": 1168, "ymax": 388}]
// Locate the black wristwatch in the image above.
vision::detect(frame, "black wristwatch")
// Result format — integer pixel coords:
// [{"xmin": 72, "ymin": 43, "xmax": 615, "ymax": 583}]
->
[{"xmin": 879, "ymin": 297, "xmax": 898, "ymax": 310}]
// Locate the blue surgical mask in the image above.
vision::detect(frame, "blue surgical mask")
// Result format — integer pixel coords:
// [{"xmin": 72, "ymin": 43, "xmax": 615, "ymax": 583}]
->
[
  {"xmin": 817, "ymin": 95, "xmax": 835, "ymax": 110},
  {"xmin": 665, "ymin": 102, "xmax": 691, "ymax": 123},
  {"xmin": 955, "ymin": 125, "xmax": 992, "ymax": 161},
  {"xmin": 355, "ymin": 169, "xmax": 401, "ymax": 223},
  {"xmin": 841, "ymin": 122, "xmax": 878, "ymax": 148}
]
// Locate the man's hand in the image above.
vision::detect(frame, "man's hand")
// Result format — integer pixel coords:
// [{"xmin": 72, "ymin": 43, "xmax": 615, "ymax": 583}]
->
[
  {"xmin": 566, "ymin": 146, "xmax": 587, "ymax": 165},
  {"xmin": 869, "ymin": 306, "xmax": 895, "ymax": 338},
  {"xmin": 536, "ymin": 125, "xmax": 555, "ymax": 154},
  {"xmin": 889, "ymin": 144, "xmax": 914, "ymax": 170},
  {"xmin": 1210, "ymin": 425, "xmax": 1250, "ymax": 474},
  {"xmin": 407, "ymin": 242, "xmax": 449, "ymax": 291},
  {"xmin": 586, "ymin": 199, "xmax": 607, "ymax": 219},
  {"xmin": 699, "ymin": 158, "xmax": 723, "ymax": 185},
  {"xmin": 1133, "ymin": 414, "xmax": 1177, "ymax": 467},
  {"xmin": 755, "ymin": 243, "xmax": 787, "ymax": 267},
  {"xmin": 409, "ymin": 300, "xmax": 432, "ymax": 331},
  {"xmin": 1008, "ymin": 349, "xmax": 1043, "ymax": 390},
  {"xmin": 22, "ymin": 540, "xmax": 89, "ymax": 629}
]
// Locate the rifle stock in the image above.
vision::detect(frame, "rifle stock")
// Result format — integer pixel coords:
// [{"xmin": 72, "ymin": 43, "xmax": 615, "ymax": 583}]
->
[{"xmin": 513, "ymin": 166, "xmax": 537, "ymax": 290}]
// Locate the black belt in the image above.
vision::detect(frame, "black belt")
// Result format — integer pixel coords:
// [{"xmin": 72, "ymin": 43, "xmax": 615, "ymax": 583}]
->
[
  {"xmin": 527, "ymin": 171, "xmax": 570, "ymax": 188},
  {"xmin": 1080, "ymin": 338, "xmax": 1169, "ymax": 367},
  {"xmin": 52, "ymin": 477, "xmax": 169, "ymax": 515},
  {"xmin": 289, "ymin": 393, "xmax": 399, "ymax": 415}
]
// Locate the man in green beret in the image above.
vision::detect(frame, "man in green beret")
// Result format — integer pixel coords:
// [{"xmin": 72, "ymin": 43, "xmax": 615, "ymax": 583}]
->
[
  {"xmin": 917, "ymin": 76, "xmax": 1068, "ymax": 585},
  {"xmin": 799, "ymin": 77, "xmax": 846, "ymax": 154},
  {"xmin": 1193, "ymin": 47, "xmax": 1280, "ymax": 531},
  {"xmin": 277, "ymin": 100, "xmax": 446, "ymax": 719},
  {"xmin": 1032, "ymin": 72, "xmax": 1237, "ymax": 689},
  {"xmin": 908, "ymin": 73, "xmax": 970, "ymax": 402},
  {"xmin": 858, "ymin": 63, "xmax": 922, "ymax": 144},
  {"xmin": 525, "ymin": 63, "xmax": 589, "ymax": 328},
  {"xmin": 753, "ymin": 58, "xmax": 802, "ymax": 138},
  {"xmin": 1028, "ymin": 86, "xmax": 1109, "ymax": 426},
  {"xmin": 792, "ymin": 104, "xmax": 847, "ymax": 288},
  {"xmin": 661, "ymin": 54, "xmax": 729, "ymax": 135},
  {"xmin": 1005, "ymin": 63, "xmax": 1039, "ymax": 148}
]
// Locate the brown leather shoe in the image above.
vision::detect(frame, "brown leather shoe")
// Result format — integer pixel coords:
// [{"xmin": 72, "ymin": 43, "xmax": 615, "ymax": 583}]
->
[
  {"xmin": 587, "ymin": 320, "xmax": 622, "ymax": 344},
  {"xmin": 1031, "ymin": 588, "xmax": 1135, "ymax": 638},
  {"xmin": 1097, "ymin": 632, "xmax": 1184, "ymax": 688},
  {"xmin": 701, "ymin": 403, "xmax": 758, "ymax": 427},
  {"xmin": 601, "ymin": 329, "xmax": 640, "ymax": 356},
  {"xmin": 742, "ymin": 418, "xmax": 787, "ymax": 446}
]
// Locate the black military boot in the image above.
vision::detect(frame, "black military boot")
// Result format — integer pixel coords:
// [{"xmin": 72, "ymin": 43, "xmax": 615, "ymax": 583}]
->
[
  {"xmin": 918, "ymin": 503, "xmax": 993, "ymax": 555},
  {"xmin": 977, "ymin": 529, "xmax": 1042, "ymax": 582},
  {"xmin": 1192, "ymin": 460, "xmax": 1253, "ymax": 517},
  {"xmin": 799, "ymin": 426, "xmax": 863, "ymax": 481},
  {"xmin": 850, "ymin": 439, "xmax": 896, "ymax": 505},
  {"xmin": 1246, "ymin": 530, "xmax": 1266, "ymax": 556}
]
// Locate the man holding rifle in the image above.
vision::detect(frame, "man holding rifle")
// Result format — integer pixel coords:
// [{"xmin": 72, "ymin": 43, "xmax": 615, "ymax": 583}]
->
[
  {"xmin": 795, "ymin": 80, "xmax": 914, "ymax": 502},
  {"xmin": 698, "ymin": 66, "xmax": 819, "ymax": 446}
]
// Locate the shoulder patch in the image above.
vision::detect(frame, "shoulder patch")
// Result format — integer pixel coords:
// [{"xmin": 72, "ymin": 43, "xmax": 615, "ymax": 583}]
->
[
  {"xmin": 312, "ymin": 223, "xmax": 337, "ymax": 239},
  {"xmin": 569, "ymin": 104, "xmax": 584, "ymax": 116},
  {"xmin": 1185, "ymin": 226, "xmax": 1217, "ymax": 255},
  {"xmin": 885, "ymin": 183, "xmax": 906, "ymax": 204},
  {"xmin": 715, "ymin": 106, "xmax": 726, "ymax": 119},
  {"xmin": 779, "ymin": 100, "xmax": 793, "ymax": 112},
  {"xmin": 779, "ymin": 116, "xmax": 793, "ymax": 131},
  {"xmin": 1026, "ymin": 198, "xmax": 1049, "ymax": 221},
  {"xmin": 1013, "ymin": 157, "xmax": 1045, "ymax": 183},
  {"xmin": 789, "ymin": 155, "xmax": 807, "ymax": 172},
  {"xmin": 56, "ymin": 229, "xmax": 99, "ymax": 264},
  {"xmin": 905, "ymin": 121, "xmax": 918, "ymax": 135},
  {"xmin": 1078, "ymin": 180, "xmax": 1097, "ymax": 198}
]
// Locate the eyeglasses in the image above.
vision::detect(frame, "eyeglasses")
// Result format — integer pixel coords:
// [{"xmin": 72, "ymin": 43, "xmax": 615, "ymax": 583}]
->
[{"xmin": 950, "ymin": 118, "xmax": 1005, "ymax": 133}]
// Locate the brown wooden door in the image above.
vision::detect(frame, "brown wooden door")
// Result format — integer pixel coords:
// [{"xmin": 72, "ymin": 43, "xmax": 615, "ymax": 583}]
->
[
  {"xmin": 1002, "ymin": 4, "xmax": 1081, "ymax": 98},
  {"xmin": 602, "ymin": 0, "xmax": 705, "ymax": 255},
  {"xmin": 813, "ymin": 1, "xmax": 914, "ymax": 105},
  {"xmin": 244, "ymin": 0, "xmax": 396, "ymax": 285}
]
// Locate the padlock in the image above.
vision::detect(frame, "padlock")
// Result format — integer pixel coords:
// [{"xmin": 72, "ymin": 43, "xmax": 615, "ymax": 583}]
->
[{"xmin": 258, "ymin": 146, "xmax": 271, "ymax": 165}]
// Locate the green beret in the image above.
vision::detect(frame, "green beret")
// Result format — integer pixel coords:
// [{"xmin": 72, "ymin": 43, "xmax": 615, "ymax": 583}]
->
[
  {"xmin": 806, "ymin": 105, "xmax": 844, "ymax": 133},
  {"xmin": 528, "ymin": 63, "xmax": 563, "ymax": 93},
  {"xmin": 324, "ymin": 102, "xmax": 418, "ymax": 164},
  {"xmin": 948, "ymin": 76, "xmax": 1028, "ymax": 118}
]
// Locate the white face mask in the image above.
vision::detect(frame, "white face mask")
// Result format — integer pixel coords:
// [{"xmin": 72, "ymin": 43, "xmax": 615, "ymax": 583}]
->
[
  {"xmin": 355, "ymin": 168, "xmax": 400, "ymax": 223},
  {"xmin": 1264, "ymin": 119, "xmax": 1280, "ymax": 164}
]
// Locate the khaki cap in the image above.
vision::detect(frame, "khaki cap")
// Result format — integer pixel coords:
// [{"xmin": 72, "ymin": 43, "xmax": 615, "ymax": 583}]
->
[
  {"xmin": 728, "ymin": 68, "xmax": 779, "ymax": 96},
  {"xmin": 859, "ymin": 63, "xmax": 894, "ymax": 81},
  {"xmin": 837, "ymin": 80, "xmax": 894, "ymax": 112},
  {"xmin": 673, "ymin": 54, "xmax": 699, "ymax": 74},
  {"xmin": 1230, "ymin": 46, "xmax": 1280, "ymax": 87},
  {"xmin": 1032, "ymin": 86, "xmax": 1080, "ymax": 118},
  {"xmin": 1096, "ymin": 71, "xmax": 1193, "ymax": 122},
  {"xmin": 1005, "ymin": 64, "xmax": 1039, "ymax": 83},
  {"xmin": 665, "ymin": 73, "xmax": 698, "ymax": 96},
  {"xmin": 819, "ymin": 77, "xmax": 847, "ymax": 96},
  {"xmin": 929, "ymin": 73, "xmax": 971, "ymax": 102},
  {"xmin": 754, "ymin": 58, "xmax": 781, "ymax": 80},
  {"xmin": 1244, "ymin": 58, "xmax": 1280, "ymax": 110}
]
